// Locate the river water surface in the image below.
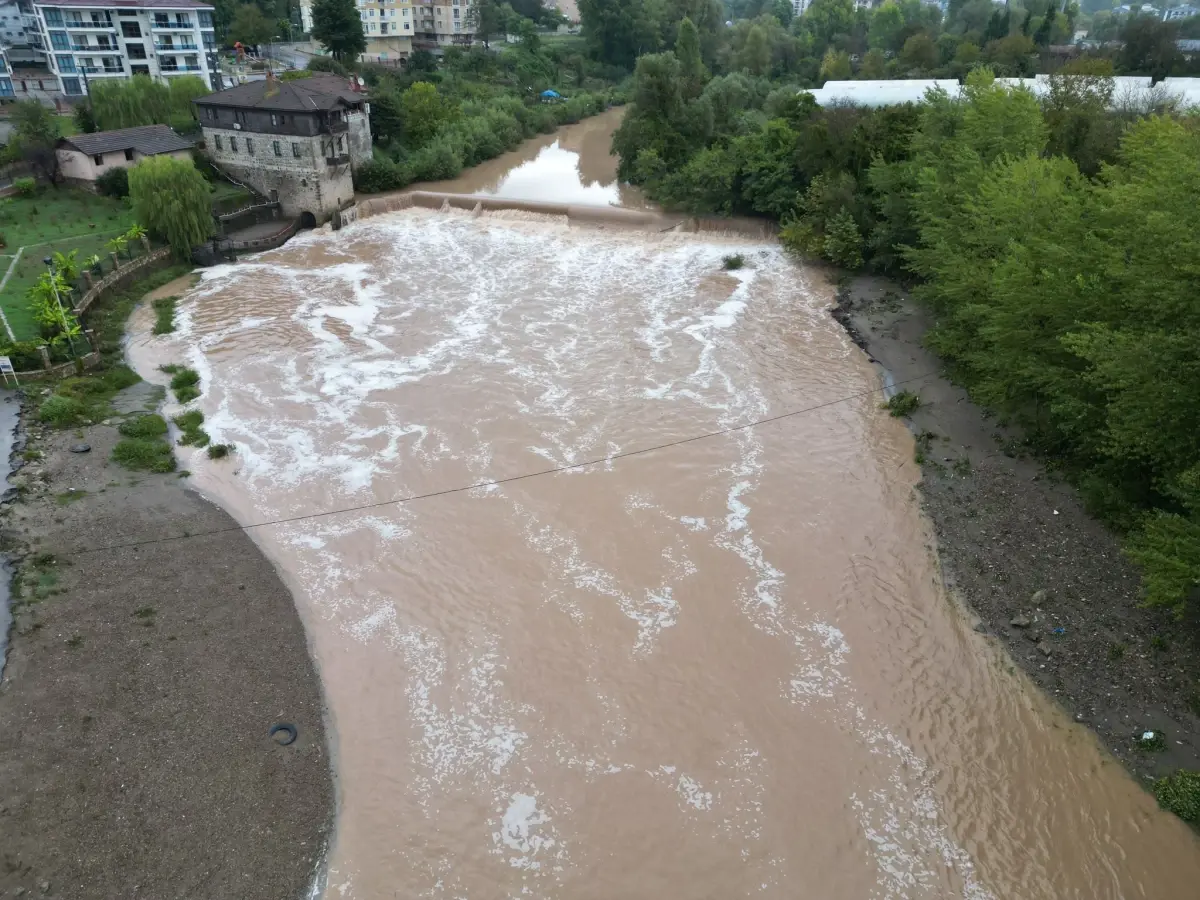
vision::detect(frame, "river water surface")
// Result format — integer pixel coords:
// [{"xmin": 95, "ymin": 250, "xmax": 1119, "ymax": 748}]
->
[{"xmin": 130, "ymin": 109, "xmax": 1200, "ymax": 898}]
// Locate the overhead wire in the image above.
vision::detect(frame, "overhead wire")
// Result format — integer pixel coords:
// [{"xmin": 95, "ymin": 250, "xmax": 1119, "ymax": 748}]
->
[{"xmin": 67, "ymin": 370, "xmax": 938, "ymax": 557}]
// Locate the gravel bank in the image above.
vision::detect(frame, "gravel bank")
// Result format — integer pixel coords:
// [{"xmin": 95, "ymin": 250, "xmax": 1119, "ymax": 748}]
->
[
  {"xmin": 838, "ymin": 274, "xmax": 1200, "ymax": 786},
  {"xmin": 0, "ymin": 376, "xmax": 333, "ymax": 897}
]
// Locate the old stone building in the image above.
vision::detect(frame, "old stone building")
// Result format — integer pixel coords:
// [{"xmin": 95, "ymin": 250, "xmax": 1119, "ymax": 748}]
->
[{"xmin": 194, "ymin": 73, "xmax": 371, "ymax": 225}]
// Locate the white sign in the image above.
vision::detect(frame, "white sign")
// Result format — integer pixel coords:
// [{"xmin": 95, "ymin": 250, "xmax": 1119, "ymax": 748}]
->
[{"xmin": 0, "ymin": 356, "xmax": 13, "ymax": 374}]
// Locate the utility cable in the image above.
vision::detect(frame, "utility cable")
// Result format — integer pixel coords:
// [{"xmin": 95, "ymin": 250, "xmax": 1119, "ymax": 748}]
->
[{"xmin": 68, "ymin": 370, "xmax": 938, "ymax": 557}]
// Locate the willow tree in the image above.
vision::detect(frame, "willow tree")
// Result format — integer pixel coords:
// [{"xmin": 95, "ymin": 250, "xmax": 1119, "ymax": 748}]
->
[
  {"xmin": 88, "ymin": 74, "xmax": 209, "ymax": 131},
  {"xmin": 128, "ymin": 156, "xmax": 213, "ymax": 258}
]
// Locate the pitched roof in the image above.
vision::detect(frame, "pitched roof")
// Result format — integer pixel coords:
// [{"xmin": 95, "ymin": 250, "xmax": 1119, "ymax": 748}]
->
[
  {"xmin": 59, "ymin": 124, "xmax": 194, "ymax": 157},
  {"xmin": 193, "ymin": 74, "xmax": 368, "ymax": 113}
]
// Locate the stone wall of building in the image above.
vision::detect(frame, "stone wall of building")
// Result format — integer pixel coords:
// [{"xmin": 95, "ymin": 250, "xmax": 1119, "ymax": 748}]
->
[
  {"xmin": 347, "ymin": 110, "xmax": 372, "ymax": 169},
  {"xmin": 202, "ymin": 125, "xmax": 353, "ymax": 222}
]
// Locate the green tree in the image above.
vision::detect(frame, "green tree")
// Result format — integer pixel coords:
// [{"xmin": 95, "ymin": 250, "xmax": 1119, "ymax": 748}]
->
[
  {"xmin": 231, "ymin": 3, "xmax": 274, "ymax": 46},
  {"xmin": 860, "ymin": 46, "xmax": 886, "ymax": 77},
  {"xmin": 400, "ymin": 82, "xmax": 457, "ymax": 147},
  {"xmin": 676, "ymin": 16, "xmax": 709, "ymax": 97},
  {"xmin": 900, "ymin": 32, "xmax": 937, "ymax": 71},
  {"xmin": 128, "ymin": 156, "xmax": 214, "ymax": 258},
  {"xmin": 1118, "ymin": 16, "xmax": 1182, "ymax": 80},
  {"xmin": 369, "ymin": 89, "xmax": 404, "ymax": 144},
  {"xmin": 739, "ymin": 23, "xmax": 772, "ymax": 75},
  {"xmin": 73, "ymin": 102, "xmax": 98, "ymax": 134},
  {"xmin": 88, "ymin": 74, "xmax": 207, "ymax": 131},
  {"xmin": 311, "ymin": 0, "xmax": 366, "ymax": 62},
  {"xmin": 579, "ymin": 0, "xmax": 662, "ymax": 68},
  {"xmin": 466, "ymin": 0, "xmax": 505, "ymax": 47},
  {"xmin": 868, "ymin": 1, "xmax": 906, "ymax": 52},
  {"xmin": 800, "ymin": 0, "xmax": 855, "ymax": 52},
  {"xmin": 11, "ymin": 100, "xmax": 61, "ymax": 185},
  {"xmin": 612, "ymin": 52, "xmax": 689, "ymax": 179},
  {"xmin": 819, "ymin": 47, "xmax": 852, "ymax": 81}
]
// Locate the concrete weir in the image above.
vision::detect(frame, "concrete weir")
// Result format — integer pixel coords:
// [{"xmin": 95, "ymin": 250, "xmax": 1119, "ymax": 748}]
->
[{"xmin": 355, "ymin": 191, "xmax": 779, "ymax": 237}]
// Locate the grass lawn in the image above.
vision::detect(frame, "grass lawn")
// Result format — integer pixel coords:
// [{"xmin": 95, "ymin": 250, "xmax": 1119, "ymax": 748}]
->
[
  {"xmin": 55, "ymin": 115, "xmax": 80, "ymax": 137},
  {"xmin": 0, "ymin": 188, "xmax": 137, "ymax": 340}
]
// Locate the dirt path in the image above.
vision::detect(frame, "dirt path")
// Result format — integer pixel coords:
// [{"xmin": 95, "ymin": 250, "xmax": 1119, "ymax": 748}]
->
[
  {"xmin": 838, "ymin": 274, "xmax": 1200, "ymax": 786},
  {"xmin": 0, "ymin": 292, "xmax": 333, "ymax": 898}
]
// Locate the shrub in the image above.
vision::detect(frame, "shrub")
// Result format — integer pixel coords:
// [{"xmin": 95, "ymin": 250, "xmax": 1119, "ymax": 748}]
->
[
  {"xmin": 172, "ymin": 409, "xmax": 210, "ymax": 446},
  {"xmin": 14, "ymin": 177, "xmax": 36, "ymax": 197},
  {"xmin": 409, "ymin": 138, "xmax": 463, "ymax": 182},
  {"xmin": 886, "ymin": 390, "xmax": 921, "ymax": 418},
  {"xmin": 112, "ymin": 437, "xmax": 175, "ymax": 472},
  {"xmin": 353, "ymin": 159, "xmax": 407, "ymax": 194},
  {"xmin": 823, "ymin": 208, "xmax": 864, "ymax": 270},
  {"xmin": 117, "ymin": 413, "xmax": 167, "ymax": 439},
  {"xmin": 0, "ymin": 340, "xmax": 47, "ymax": 371},
  {"xmin": 1154, "ymin": 770, "xmax": 1200, "ymax": 824},
  {"xmin": 151, "ymin": 295, "xmax": 177, "ymax": 334},
  {"xmin": 38, "ymin": 394, "xmax": 87, "ymax": 426},
  {"xmin": 96, "ymin": 166, "xmax": 130, "ymax": 198},
  {"xmin": 207, "ymin": 442, "xmax": 234, "ymax": 459},
  {"xmin": 722, "ymin": 254, "xmax": 745, "ymax": 271},
  {"xmin": 167, "ymin": 365, "xmax": 200, "ymax": 402}
]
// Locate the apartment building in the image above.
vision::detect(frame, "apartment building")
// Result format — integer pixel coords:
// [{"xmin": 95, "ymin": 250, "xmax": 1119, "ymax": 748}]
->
[
  {"xmin": 299, "ymin": 0, "xmax": 472, "ymax": 63},
  {"xmin": 0, "ymin": 0, "xmax": 44, "ymax": 63},
  {"xmin": 29, "ymin": 0, "xmax": 219, "ymax": 97}
]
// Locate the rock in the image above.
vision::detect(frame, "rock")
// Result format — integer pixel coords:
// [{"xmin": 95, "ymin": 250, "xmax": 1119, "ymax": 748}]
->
[
  {"xmin": 15, "ymin": 887, "xmax": 27, "ymax": 897},
  {"xmin": 1010, "ymin": 614, "xmax": 1031, "ymax": 628},
  {"xmin": 69, "ymin": 443, "xmax": 91, "ymax": 454},
  {"xmin": 1038, "ymin": 643, "xmax": 1053, "ymax": 657},
  {"xmin": 972, "ymin": 621, "xmax": 987, "ymax": 634},
  {"xmin": 1031, "ymin": 589, "xmax": 1047, "ymax": 604},
  {"xmin": 1025, "ymin": 630, "xmax": 1042, "ymax": 643}
]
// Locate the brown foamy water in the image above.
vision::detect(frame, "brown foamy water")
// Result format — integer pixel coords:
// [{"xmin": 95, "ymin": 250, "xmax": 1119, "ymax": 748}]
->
[{"xmin": 126, "ymin": 115, "xmax": 1200, "ymax": 899}]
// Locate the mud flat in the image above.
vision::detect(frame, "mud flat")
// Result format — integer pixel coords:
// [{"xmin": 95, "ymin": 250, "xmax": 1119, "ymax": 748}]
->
[
  {"xmin": 0, "ymin": 281, "xmax": 333, "ymax": 899},
  {"xmin": 837, "ymin": 273, "xmax": 1200, "ymax": 785}
]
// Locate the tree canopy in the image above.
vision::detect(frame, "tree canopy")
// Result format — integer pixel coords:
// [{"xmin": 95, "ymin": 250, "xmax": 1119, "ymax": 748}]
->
[
  {"xmin": 311, "ymin": 0, "xmax": 366, "ymax": 62},
  {"xmin": 129, "ymin": 156, "xmax": 214, "ymax": 258}
]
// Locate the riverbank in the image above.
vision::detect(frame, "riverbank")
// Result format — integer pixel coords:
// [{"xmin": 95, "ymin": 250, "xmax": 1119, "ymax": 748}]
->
[
  {"xmin": 837, "ymin": 273, "xmax": 1200, "ymax": 786},
  {"xmin": 0, "ymin": 277, "xmax": 333, "ymax": 898}
]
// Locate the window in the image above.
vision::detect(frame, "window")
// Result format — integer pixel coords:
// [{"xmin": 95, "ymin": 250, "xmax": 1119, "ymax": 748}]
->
[
  {"xmin": 214, "ymin": 134, "xmax": 222, "ymax": 150},
  {"xmin": 230, "ymin": 136, "xmax": 237, "ymax": 152},
  {"xmin": 49, "ymin": 30, "xmax": 68, "ymax": 49},
  {"xmin": 270, "ymin": 112, "xmax": 277, "ymax": 125},
  {"xmin": 126, "ymin": 42, "xmax": 146, "ymax": 59},
  {"xmin": 369, "ymin": 21, "xmax": 376, "ymax": 30},
  {"xmin": 0, "ymin": 79, "xmax": 12, "ymax": 98},
  {"xmin": 154, "ymin": 13, "xmax": 168, "ymax": 27},
  {"xmin": 120, "ymin": 20, "xmax": 140, "ymax": 37},
  {"xmin": 131, "ymin": 64, "xmax": 149, "ymax": 75},
  {"xmin": 43, "ymin": 7, "xmax": 62, "ymax": 25},
  {"xmin": 404, "ymin": 22, "xmax": 409, "ymax": 28},
  {"xmin": 273, "ymin": 140, "xmax": 281, "ymax": 156},
  {"xmin": 124, "ymin": 148, "xmax": 133, "ymax": 161},
  {"xmin": 206, "ymin": 106, "xmax": 216, "ymax": 120},
  {"xmin": 55, "ymin": 54, "xmax": 76, "ymax": 73},
  {"xmin": 453, "ymin": 7, "xmax": 458, "ymax": 16},
  {"xmin": 198, "ymin": 10, "xmax": 212, "ymax": 27},
  {"xmin": 292, "ymin": 142, "xmax": 301, "ymax": 158},
  {"xmin": 61, "ymin": 76, "xmax": 81, "ymax": 94},
  {"xmin": 93, "ymin": 153, "xmax": 103, "ymax": 165},
  {"xmin": 381, "ymin": 21, "xmax": 387, "ymax": 32},
  {"xmin": 234, "ymin": 109, "xmax": 246, "ymax": 124},
  {"xmin": 245, "ymin": 138, "xmax": 254, "ymax": 155},
  {"xmin": 185, "ymin": 55, "xmax": 197, "ymax": 69},
  {"xmin": 202, "ymin": 31, "xmax": 214, "ymax": 49}
]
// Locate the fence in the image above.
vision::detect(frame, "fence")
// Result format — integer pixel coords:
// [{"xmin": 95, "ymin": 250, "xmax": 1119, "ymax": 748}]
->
[
  {"xmin": 72, "ymin": 246, "xmax": 172, "ymax": 318},
  {"xmin": 217, "ymin": 217, "xmax": 301, "ymax": 252}
]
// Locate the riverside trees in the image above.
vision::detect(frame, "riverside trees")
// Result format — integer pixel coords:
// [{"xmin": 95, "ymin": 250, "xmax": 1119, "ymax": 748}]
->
[{"xmin": 612, "ymin": 53, "xmax": 1200, "ymax": 612}]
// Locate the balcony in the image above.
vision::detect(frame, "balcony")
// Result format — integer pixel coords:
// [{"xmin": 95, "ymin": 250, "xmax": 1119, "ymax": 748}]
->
[
  {"xmin": 151, "ymin": 19, "xmax": 193, "ymax": 30},
  {"xmin": 72, "ymin": 43, "xmax": 116, "ymax": 52},
  {"xmin": 326, "ymin": 153, "xmax": 350, "ymax": 166},
  {"xmin": 64, "ymin": 19, "xmax": 113, "ymax": 29},
  {"xmin": 80, "ymin": 65, "xmax": 124, "ymax": 75},
  {"xmin": 160, "ymin": 64, "xmax": 202, "ymax": 72},
  {"xmin": 155, "ymin": 41, "xmax": 197, "ymax": 50}
]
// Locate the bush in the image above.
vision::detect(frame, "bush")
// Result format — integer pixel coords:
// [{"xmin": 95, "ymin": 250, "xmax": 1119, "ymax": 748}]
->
[
  {"xmin": 207, "ymin": 442, "xmax": 234, "ymax": 459},
  {"xmin": 151, "ymin": 295, "xmax": 177, "ymax": 334},
  {"xmin": 886, "ymin": 390, "xmax": 921, "ymax": 418},
  {"xmin": 0, "ymin": 340, "xmax": 47, "ymax": 371},
  {"xmin": 112, "ymin": 437, "xmax": 175, "ymax": 472},
  {"xmin": 409, "ymin": 137, "xmax": 463, "ymax": 182},
  {"xmin": 117, "ymin": 413, "xmax": 167, "ymax": 439},
  {"xmin": 722, "ymin": 254, "xmax": 745, "ymax": 271},
  {"xmin": 172, "ymin": 409, "xmax": 210, "ymax": 446},
  {"xmin": 38, "ymin": 394, "xmax": 87, "ymax": 426},
  {"xmin": 1154, "ymin": 770, "xmax": 1200, "ymax": 824},
  {"xmin": 13, "ymin": 177, "xmax": 36, "ymax": 197},
  {"xmin": 96, "ymin": 166, "xmax": 130, "ymax": 199},
  {"xmin": 353, "ymin": 159, "xmax": 408, "ymax": 194},
  {"xmin": 822, "ymin": 209, "xmax": 864, "ymax": 270}
]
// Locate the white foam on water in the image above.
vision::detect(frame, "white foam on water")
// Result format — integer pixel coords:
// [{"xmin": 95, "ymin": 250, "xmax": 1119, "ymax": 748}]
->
[{"xmin": 165, "ymin": 210, "xmax": 994, "ymax": 897}]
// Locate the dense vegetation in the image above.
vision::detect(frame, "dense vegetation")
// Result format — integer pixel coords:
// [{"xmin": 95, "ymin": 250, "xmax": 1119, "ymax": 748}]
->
[
  {"xmin": 347, "ymin": 36, "xmax": 626, "ymax": 193},
  {"xmin": 605, "ymin": 0, "xmax": 1200, "ymax": 615}
]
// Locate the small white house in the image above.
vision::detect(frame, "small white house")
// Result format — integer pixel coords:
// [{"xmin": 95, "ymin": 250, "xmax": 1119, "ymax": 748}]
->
[
  {"xmin": 56, "ymin": 124, "xmax": 193, "ymax": 185},
  {"xmin": 1164, "ymin": 4, "xmax": 1200, "ymax": 19}
]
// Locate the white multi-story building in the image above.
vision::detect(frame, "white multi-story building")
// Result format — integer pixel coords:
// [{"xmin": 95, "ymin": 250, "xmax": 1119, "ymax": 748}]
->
[
  {"xmin": 300, "ymin": 0, "xmax": 473, "ymax": 64},
  {"xmin": 29, "ymin": 0, "xmax": 218, "ymax": 97}
]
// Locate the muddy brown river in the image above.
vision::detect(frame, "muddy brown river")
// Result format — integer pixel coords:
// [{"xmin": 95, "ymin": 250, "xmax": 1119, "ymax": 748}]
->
[{"xmin": 129, "ymin": 108, "xmax": 1200, "ymax": 898}]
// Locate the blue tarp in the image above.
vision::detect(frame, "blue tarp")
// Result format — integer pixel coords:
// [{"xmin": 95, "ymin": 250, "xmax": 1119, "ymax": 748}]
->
[{"xmin": 541, "ymin": 90, "xmax": 561, "ymax": 98}]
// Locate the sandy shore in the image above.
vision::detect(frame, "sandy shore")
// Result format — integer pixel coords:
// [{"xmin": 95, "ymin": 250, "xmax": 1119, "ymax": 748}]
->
[
  {"xmin": 0, "ymin": 292, "xmax": 333, "ymax": 897},
  {"xmin": 838, "ymin": 274, "xmax": 1200, "ymax": 785}
]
